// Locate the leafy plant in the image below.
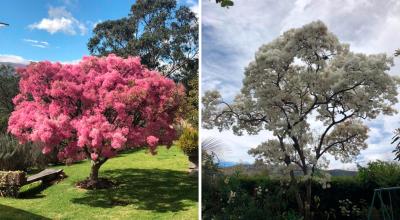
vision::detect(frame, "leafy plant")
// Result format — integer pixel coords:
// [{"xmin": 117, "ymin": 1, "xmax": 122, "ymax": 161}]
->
[
  {"xmin": 0, "ymin": 134, "xmax": 47, "ymax": 171},
  {"xmin": 176, "ymin": 125, "xmax": 198, "ymax": 155},
  {"xmin": 0, "ymin": 65, "xmax": 19, "ymax": 134},
  {"xmin": 392, "ymin": 129, "xmax": 400, "ymax": 160},
  {"xmin": 357, "ymin": 160, "xmax": 400, "ymax": 188}
]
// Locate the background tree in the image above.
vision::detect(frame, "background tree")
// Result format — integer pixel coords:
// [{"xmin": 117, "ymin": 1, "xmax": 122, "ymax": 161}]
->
[
  {"xmin": 0, "ymin": 65, "xmax": 19, "ymax": 133},
  {"xmin": 0, "ymin": 65, "xmax": 56, "ymax": 169},
  {"xmin": 8, "ymin": 55, "xmax": 185, "ymax": 188},
  {"xmin": 87, "ymin": 0, "xmax": 198, "ymax": 87},
  {"xmin": 202, "ymin": 21, "xmax": 398, "ymax": 219},
  {"xmin": 185, "ymin": 76, "xmax": 198, "ymax": 126}
]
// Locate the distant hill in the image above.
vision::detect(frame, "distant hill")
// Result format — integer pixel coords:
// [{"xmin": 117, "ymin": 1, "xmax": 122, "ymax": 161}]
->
[
  {"xmin": 219, "ymin": 161, "xmax": 240, "ymax": 168},
  {"xmin": 219, "ymin": 162, "xmax": 357, "ymax": 177},
  {"xmin": 0, "ymin": 62, "xmax": 27, "ymax": 68},
  {"xmin": 327, "ymin": 169, "xmax": 357, "ymax": 177},
  {"xmin": 220, "ymin": 163, "xmax": 270, "ymax": 176}
]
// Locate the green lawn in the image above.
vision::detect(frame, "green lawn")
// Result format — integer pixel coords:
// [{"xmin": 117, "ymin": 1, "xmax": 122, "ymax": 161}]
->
[{"xmin": 0, "ymin": 146, "xmax": 198, "ymax": 220}]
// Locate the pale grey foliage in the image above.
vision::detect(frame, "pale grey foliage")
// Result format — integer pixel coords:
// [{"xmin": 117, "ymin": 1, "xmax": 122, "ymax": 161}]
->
[{"xmin": 202, "ymin": 21, "xmax": 399, "ymax": 176}]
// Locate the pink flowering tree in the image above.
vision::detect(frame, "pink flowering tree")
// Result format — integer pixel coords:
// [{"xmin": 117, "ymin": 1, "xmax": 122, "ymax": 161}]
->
[{"xmin": 8, "ymin": 54, "xmax": 185, "ymax": 187}]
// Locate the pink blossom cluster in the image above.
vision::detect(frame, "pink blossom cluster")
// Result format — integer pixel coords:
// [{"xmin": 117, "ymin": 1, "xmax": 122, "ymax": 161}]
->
[{"xmin": 8, "ymin": 54, "xmax": 184, "ymax": 161}]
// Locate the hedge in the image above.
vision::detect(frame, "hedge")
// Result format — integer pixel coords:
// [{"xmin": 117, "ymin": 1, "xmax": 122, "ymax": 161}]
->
[
  {"xmin": 203, "ymin": 175, "xmax": 379, "ymax": 219},
  {"xmin": 0, "ymin": 171, "xmax": 26, "ymax": 197}
]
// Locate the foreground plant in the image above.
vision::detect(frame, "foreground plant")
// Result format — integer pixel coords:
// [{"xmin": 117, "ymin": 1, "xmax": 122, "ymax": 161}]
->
[
  {"xmin": 8, "ymin": 54, "xmax": 184, "ymax": 188},
  {"xmin": 202, "ymin": 21, "xmax": 398, "ymax": 219},
  {"xmin": 176, "ymin": 122, "xmax": 198, "ymax": 173}
]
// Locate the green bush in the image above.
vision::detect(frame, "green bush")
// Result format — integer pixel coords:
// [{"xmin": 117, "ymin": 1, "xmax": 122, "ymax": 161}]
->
[
  {"xmin": 202, "ymin": 157, "xmax": 301, "ymax": 220},
  {"xmin": 203, "ymin": 160, "xmax": 400, "ymax": 219},
  {"xmin": 0, "ymin": 114, "xmax": 9, "ymax": 134},
  {"xmin": 176, "ymin": 125, "xmax": 198, "ymax": 155},
  {"xmin": 0, "ymin": 65, "xmax": 19, "ymax": 133},
  {"xmin": 0, "ymin": 134, "xmax": 48, "ymax": 171},
  {"xmin": 0, "ymin": 171, "xmax": 26, "ymax": 197},
  {"xmin": 202, "ymin": 149, "xmax": 299, "ymax": 219},
  {"xmin": 202, "ymin": 174, "xmax": 302, "ymax": 219},
  {"xmin": 312, "ymin": 177, "xmax": 369, "ymax": 219},
  {"xmin": 203, "ymin": 172, "xmax": 375, "ymax": 220},
  {"xmin": 357, "ymin": 160, "xmax": 400, "ymax": 188}
]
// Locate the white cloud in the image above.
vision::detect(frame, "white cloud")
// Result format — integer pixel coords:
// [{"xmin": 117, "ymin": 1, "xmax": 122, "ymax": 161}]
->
[
  {"xmin": 0, "ymin": 54, "xmax": 31, "ymax": 65},
  {"xmin": 29, "ymin": 6, "xmax": 87, "ymax": 35},
  {"xmin": 190, "ymin": 4, "xmax": 199, "ymax": 15},
  {"xmin": 183, "ymin": 0, "xmax": 199, "ymax": 16},
  {"xmin": 0, "ymin": 54, "xmax": 81, "ymax": 66},
  {"xmin": 23, "ymin": 38, "xmax": 50, "ymax": 48},
  {"xmin": 31, "ymin": 44, "xmax": 46, "ymax": 48},
  {"xmin": 58, "ymin": 59, "xmax": 80, "ymax": 64},
  {"xmin": 202, "ymin": 0, "xmax": 400, "ymax": 169},
  {"xmin": 202, "ymin": 128, "xmax": 274, "ymax": 163}
]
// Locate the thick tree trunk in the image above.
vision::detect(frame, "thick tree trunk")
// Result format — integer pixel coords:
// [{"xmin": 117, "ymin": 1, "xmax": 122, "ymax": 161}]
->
[
  {"xmin": 304, "ymin": 178, "xmax": 312, "ymax": 220},
  {"xmin": 289, "ymin": 170, "xmax": 304, "ymax": 213},
  {"xmin": 89, "ymin": 160, "xmax": 104, "ymax": 183}
]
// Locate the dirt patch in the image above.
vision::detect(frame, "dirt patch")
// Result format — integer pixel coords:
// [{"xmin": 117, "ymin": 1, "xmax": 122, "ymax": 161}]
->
[{"xmin": 76, "ymin": 178, "xmax": 116, "ymax": 190}]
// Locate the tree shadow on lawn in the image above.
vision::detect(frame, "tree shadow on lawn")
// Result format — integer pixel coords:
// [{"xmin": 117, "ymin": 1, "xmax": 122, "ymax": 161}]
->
[
  {"xmin": 71, "ymin": 168, "xmax": 197, "ymax": 212},
  {"xmin": 0, "ymin": 204, "xmax": 51, "ymax": 220}
]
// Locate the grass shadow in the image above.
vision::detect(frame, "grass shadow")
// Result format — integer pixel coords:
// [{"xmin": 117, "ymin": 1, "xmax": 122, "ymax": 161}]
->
[
  {"xmin": 71, "ymin": 168, "xmax": 197, "ymax": 212},
  {"xmin": 18, "ymin": 182, "xmax": 51, "ymax": 199},
  {"xmin": 0, "ymin": 204, "xmax": 51, "ymax": 220}
]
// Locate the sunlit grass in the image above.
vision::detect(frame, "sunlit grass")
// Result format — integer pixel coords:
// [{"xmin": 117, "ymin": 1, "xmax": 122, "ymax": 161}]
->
[{"xmin": 0, "ymin": 146, "xmax": 198, "ymax": 220}]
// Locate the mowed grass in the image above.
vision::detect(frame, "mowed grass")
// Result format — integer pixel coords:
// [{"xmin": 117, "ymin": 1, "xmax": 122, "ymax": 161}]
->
[{"xmin": 0, "ymin": 146, "xmax": 198, "ymax": 220}]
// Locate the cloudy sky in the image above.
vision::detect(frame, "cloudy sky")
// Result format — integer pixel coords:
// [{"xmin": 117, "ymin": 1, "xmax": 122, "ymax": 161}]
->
[
  {"xmin": 0, "ymin": 0, "xmax": 198, "ymax": 64},
  {"xmin": 201, "ymin": 0, "xmax": 400, "ymax": 169}
]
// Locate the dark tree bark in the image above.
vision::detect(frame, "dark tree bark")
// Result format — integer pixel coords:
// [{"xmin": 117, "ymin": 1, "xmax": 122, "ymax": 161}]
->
[
  {"xmin": 304, "ymin": 178, "xmax": 312, "ymax": 220},
  {"xmin": 89, "ymin": 160, "xmax": 102, "ymax": 182},
  {"xmin": 89, "ymin": 158, "xmax": 108, "ymax": 183}
]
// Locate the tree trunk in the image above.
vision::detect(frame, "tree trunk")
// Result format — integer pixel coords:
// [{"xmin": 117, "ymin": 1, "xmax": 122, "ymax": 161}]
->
[
  {"xmin": 89, "ymin": 160, "xmax": 102, "ymax": 183},
  {"xmin": 304, "ymin": 178, "xmax": 312, "ymax": 220},
  {"xmin": 289, "ymin": 169, "xmax": 304, "ymax": 213}
]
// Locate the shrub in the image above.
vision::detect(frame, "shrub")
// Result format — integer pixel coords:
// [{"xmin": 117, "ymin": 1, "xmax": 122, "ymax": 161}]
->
[
  {"xmin": 0, "ymin": 171, "xmax": 26, "ymax": 197},
  {"xmin": 185, "ymin": 77, "xmax": 198, "ymax": 127},
  {"xmin": 0, "ymin": 64, "xmax": 19, "ymax": 133},
  {"xmin": 202, "ymin": 173, "xmax": 302, "ymax": 220},
  {"xmin": 357, "ymin": 160, "xmax": 400, "ymax": 188},
  {"xmin": 203, "ymin": 172, "xmax": 376, "ymax": 220},
  {"xmin": 176, "ymin": 125, "xmax": 198, "ymax": 155},
  {"xmin": 0, "ymin": 114, "xmax": 9, "ymax": 134},
  {"xmin": 0, "ymin": 134, "xmax": 48, "ymax": 171}
]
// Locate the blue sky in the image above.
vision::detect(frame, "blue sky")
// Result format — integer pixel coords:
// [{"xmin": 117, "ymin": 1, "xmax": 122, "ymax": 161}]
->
[
  {"xmin": 0, "ymin": 0, "xmax": 198, "ymax": 64},
  {"xmin": 202, "ymin": 0, "xmax": 400, "ymax": 169}
]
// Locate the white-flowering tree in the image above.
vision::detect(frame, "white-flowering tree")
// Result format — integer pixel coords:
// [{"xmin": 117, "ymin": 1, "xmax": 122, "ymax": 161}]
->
[{"xmin": 202, "ymin": 21, "xmax": 399, "ymax": 219}]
